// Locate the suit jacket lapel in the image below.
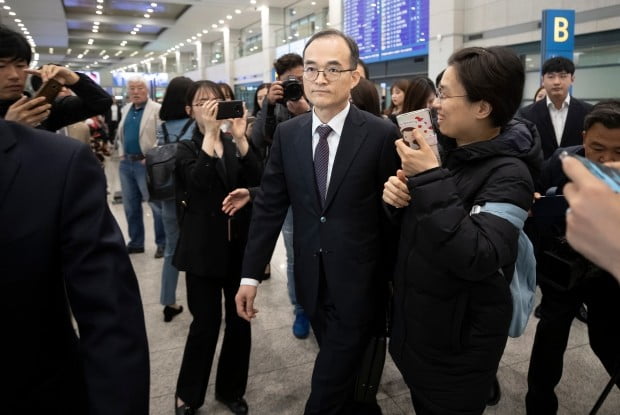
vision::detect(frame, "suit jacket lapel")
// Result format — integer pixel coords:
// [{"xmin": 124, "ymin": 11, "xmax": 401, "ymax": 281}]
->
[
  {"xmin": 0, "ymin": 123, "xmax": 20, "ymax": 208},
  {"xmin": 323, "ymin": 107, "xmax": 366, "ymax": 211},
  {"xmin": 292, "ymin": 115, "xmax": 321, "ymax": 211}
]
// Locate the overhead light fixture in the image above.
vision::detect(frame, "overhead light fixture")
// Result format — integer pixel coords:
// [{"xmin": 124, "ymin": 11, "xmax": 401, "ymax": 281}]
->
[
  {"xmin": 3, "ymin": 5, "xmax": 11, "ymax": 10},
  {"xmin": 202, "ymin": 29, "xmax": 208, "ymax": 33},
  {"xmin": 14, "ymin": 18, "xmax": 21, "ymax": 22},
  {"xmin": 212, "ymin": 24, "xmax": 217, "ymax": 28},
  {"xmin": 83, "ymin": 49, "xmax": 90, "ymax": 54},
  {"xmin": 179, "ymin": 42, "xmax": 184, "ymax": 46},
  {"xmin": 186, "ymin": 38, "xmax": 191, "ymax": 42},
  {"xmin": 77, "ymin": 54, "xmax": 84, "ymax": 59},
  {"xmin": 235, "ymin": 9, "xmax": 241, "ymax": 14},
  {"xmin": 49, "ymin": 47, "xmax": 54, "ymax": 53},
  {"xmin": 197, "ymin": 33, "xmax": 202, "ymax": 37},
  {"xmin": 103, "ymin": 55, "xmax": 109, "ymax": 60},
  {"xmin": 226, "ymin": 15, "xmax": 232, "ymax": 20},
  {"xmin": 218, "ymin": 19, "xmax": 224, "ymax": 24},
  {"xmin": 96, "ymin": 5, "xmax": 103, "ymax": 9},
  {"xmin": 250, "ymin": 0, "xmax": 256, "ymax": 4},
  {"xmin": 147, "ymin": 8, "xmax": 153, "ymax": 13},
  {"xmin": 136, "ymin": 24, "xmax": 142, "ymax": 28},
  {"xmin": 192, "ymin": 36, "xmax": 197, "ymax": 40},
  {"xmin": 94, "ymin": 21, "xmax": 100, "ymax": 25},
  {"xmin": 67, "ymin": 48, "xmax": 72, "ymax": 54},
  {"xmin": 151, "ymin": 3, "xmax": 158, "ymax": 7},
  {"xmin": 115, "ymin": 51, "xmax": 122, "ymax": 56},
  {"xmin": 8, "ymin": 11, "xmax": 15, "ymax": 15},
  {"xmin": 99, "ymin": 50, "xmax": 106, "ymax": 56},
  {"xmin": 88, "ymin": 38, "xmax": 94, "ymax": 45},
  {"xmin": 96, "ymin": 10, "xmax": 102, "ymax": 14},
  {"xmin": 92, "ymin": 29, "xmax": 99, "ymax": 33},
  {"xmin": 143, "ymin": 13, "xmax": 150, "ymax": 18},
  {"xmin": 17, "ymin": 23, "xmax": 23, "ymax": 27},
  {"xmin": 130, "ymin": 31, "xmax": 136, "ymax": 35},
  {"xmin": 97, "ymin": 0, "xmax": 104, "ymax": 3}
]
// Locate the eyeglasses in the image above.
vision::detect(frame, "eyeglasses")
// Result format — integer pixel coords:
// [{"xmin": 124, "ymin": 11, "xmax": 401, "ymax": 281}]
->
[
  {"xmin": 303, "ymin": 66, "xmax": 355, "ymax": 82},
  {"xmin": 436, "ymin": 88, "xmax": 467, "ymax": 101}
]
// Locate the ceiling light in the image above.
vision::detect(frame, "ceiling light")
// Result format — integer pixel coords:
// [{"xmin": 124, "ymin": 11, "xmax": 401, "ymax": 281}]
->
[
  {"xmin": 8, "ymin": 11, "xmax": 15, "ymax": 15},
  {"xmin": 88, "ymin": 39, "xmax": 94, "ymax": 45},
  {"xmin": 77, "ymin": 54, "xmax": 84, "ymax": 59},
  {"xmin": 136, "ymin": 24, "xmax": 142, "ymax": 28},
  {"xmin": 67, "ymin": 48, "xmax": 72, "ymax": 54},
  {"xmin": 197, "ymin": 33, "xmax": 202, "ymax": 37},
  {"xmin": 96, "ymin": 10, "xmax": 102, "ymax": 14},
  {"xmin": 218, "ymin": 19, "xmax": 224, "ymax": 24},
  {"xmin": 14, "ymin": 18, "xmax": 21, "ymax": 22},
  {"xmin": 130, "ymin": 51, "xmax": 139, "ymax": 56},
  {"xmin": 92, "ymin": 29, "xmax": 99, "ymax": 33},
  {"xmin": 94, "ymin": 21, "xmax": 100, "ymax": 25},
  {"xmin": 23, "ymin": 31, "xmax": 30, "ymax": 35},
  {"xmin": 115, "ymin": 51, "xmax": 122, "ymax": 56},
  {"xmin": 49, "ymin": 48, "xmax": 54, "ymax": 54},
  {"xmin": 212, "ymin": 24, "xmax": 217, "ymax": 28},
  {"xmin": 97, "ymin": 0, "xmax": 104, "ymax": 3},
  {"xmin": 226, "ymin": 15, "xmax": 232, "ymax": 20},
  {"xmin": 99, "ymin": 50, "xmax": 106, "ymax": 56},
  {"xmin": 83, "ymin": 49, "xmax": 90, "ymax": 54},
  {"xmin": 17, "ymin": 23, "xmax": 23, "ymax": 27},
  {"xmin": 151, "ymin": 3, "xmax": 157, "ymax": 7},
  {"xmin": 94, "ymin": 61, "xmax": 98, "ymax": 65},
  {"xmin": 202, "ymin": 29, "xmax": 208, "ymax": 33},
  {"xmin": 250, "ymin": 0, "xmax": 256, "ymax": 4},
  {"xmin": 144, "ymin": 13, "xmax": 150, "ymax": 18},
  {"xmin": 311, "ymin": 1, "xmax": 316, "ymax": 4},
  {"xmin": 186, "ymin": 38, "xmax": 191, "ymax": 42},
  {"xmin": 235, "ymin": 9, "xmax": 241, "ymax": 14},
  {"xmin": 147, "ymin": 8, "xmax": 153, "ymax": 13},
  {"xmin": 96, "ymin": 5, "xmax": 103, "ymax": 9},
  {"xmin": 179, "ymin": 42, "xmax": 184, "ymax": 46},
  {"xmin": 103, "ymin": 55, "xmax": 109, "ymax": 60},
  {"xmin": 3, "ymin": 5, "xmax": 11, "ymax": 10},
  {"xmin": 130, "ymin": 31, "xmax": 136, "ymax": 35}
]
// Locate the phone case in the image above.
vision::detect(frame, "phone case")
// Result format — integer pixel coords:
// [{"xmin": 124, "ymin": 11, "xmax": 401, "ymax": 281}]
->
[
  {"xmin": 34, "ymin": 79, "xmax": 63, "ymax": 104},
  {"xmin": 216, "ymin": 100, "xmax": 244, "ymax": 120},
  {"xmin": 396, "ymin": 108, "xmax": 440, "ymax": 160}
]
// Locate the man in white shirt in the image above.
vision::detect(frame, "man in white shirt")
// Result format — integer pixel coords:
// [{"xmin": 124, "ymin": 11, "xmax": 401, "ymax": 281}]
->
[{"xmin": 519, "ymin": 56, "xmax": 592, "ymax": 160}]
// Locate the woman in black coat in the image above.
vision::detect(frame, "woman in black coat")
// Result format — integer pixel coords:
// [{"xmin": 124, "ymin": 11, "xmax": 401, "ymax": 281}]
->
[
  {"xmin": 173, "ymin": 80, "xmax": 262, "ymax": 415},
  {"xmin": 383, "ymin": 47, "xmax": 542, "ymax": 414}
]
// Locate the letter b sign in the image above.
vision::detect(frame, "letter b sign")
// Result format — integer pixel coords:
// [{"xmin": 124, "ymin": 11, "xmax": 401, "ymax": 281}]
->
[{"xmin": 554, "ymin": 17, "xmax": 569, "ymax": 42}]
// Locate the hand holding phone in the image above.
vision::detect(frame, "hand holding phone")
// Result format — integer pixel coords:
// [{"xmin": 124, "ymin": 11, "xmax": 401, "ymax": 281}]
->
[
  {"xmin": 33, "ymin": 78, "xmax": 63, "ymax": 105},
  {"xmin": 561, "ymin": 152, "xmax": 620, "ymax": 193},
  {"xmin": 216, "ymin": 100, "xmax": 244, "ymax": 120}
]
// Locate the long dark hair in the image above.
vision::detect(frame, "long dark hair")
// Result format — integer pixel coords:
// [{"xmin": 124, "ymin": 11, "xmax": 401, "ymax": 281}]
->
[
  {"xmin": 351, "ymin": 78, "xmax": 381, "ymax": 117},
  {"xmin": 159, "ymin": 76, "xmax": 194, "ymax": 121},
  {"xmin": 383, "ymin": 78, "xmax": 410, "ymax": 115},
  {"xmin": 401, "ymin": 76, "xmax": 436, "ymax": 113},
  {"xmin": 253, "ymin": 83, "xmax": 270, "ymax": 116}
]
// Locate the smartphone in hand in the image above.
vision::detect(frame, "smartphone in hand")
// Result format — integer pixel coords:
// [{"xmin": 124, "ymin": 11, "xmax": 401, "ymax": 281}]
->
[
  {"xmin": 216, "ymin": 100, "xmax": 244, "ymax": 120},
  {"xmin": 564, "ymin": 152, "xmax": 620, "ymax": 193},
  {"xmin": 33, "ymin": 78, "xmax": 63, "ymax": 104}
]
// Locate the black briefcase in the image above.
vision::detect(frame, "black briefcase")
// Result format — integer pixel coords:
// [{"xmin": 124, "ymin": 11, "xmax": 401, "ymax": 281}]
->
[{"xmin": 354, "ymin": 334, "xmax": 387, "ymax": 403}]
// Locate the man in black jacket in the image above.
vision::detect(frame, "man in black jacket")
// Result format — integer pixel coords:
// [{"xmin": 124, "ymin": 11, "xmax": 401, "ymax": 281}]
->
[
  {"xmin": 518, "ymin": 56, "xmax": 592, "ymax": 160},
  {"xmin": 526, "ymin": 100, "xmax": 620, "ymax": 414},
  {"xmin": 0, "ymin": 25, "xmax": 112, "ymax": 131}
]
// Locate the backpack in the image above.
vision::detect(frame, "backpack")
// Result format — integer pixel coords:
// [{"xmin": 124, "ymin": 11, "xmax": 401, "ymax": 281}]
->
[
  {"xmin": 145, "ymin": 119, "xmax": 194, "ymax": 201},
  {"xmin": 470, "ymin": 202, "xmax": 537, "ymax": 338}
]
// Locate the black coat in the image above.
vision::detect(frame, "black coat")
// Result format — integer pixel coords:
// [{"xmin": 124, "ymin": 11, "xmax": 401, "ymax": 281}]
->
[
  {"xmin": 389, "ymin": 119, "xmax": 542, "ymax": 414},
  {"xmin": 241, "ymin": 105, "xmax": 401, "ymax": 325},
  {"xmin": 518, "ymin": 97, "xmax": 592, "ymax": 159},
  {"xmin": 173, "ymin": 132, "xmax": 262, "ymax": 278},
  {"xmin": 0, "ymin": 72, "xmax": 113, "ymax": 132},
  {"xmin": 0, "ymin": 120, "xmax": 149, "ymax": 414}
]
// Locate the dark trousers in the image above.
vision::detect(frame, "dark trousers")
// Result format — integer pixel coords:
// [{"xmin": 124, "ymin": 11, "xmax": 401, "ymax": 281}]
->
[
  {"xmin": 526, "ymin": 274, "xmax": 620, "ymax": 414},
  {"xmin": 176, "ymin": 272, "xmax": 251, "ymax": 409},
  {"xmin": 304, "ymin": 265, "xmax": 382, "ymax": 415}
]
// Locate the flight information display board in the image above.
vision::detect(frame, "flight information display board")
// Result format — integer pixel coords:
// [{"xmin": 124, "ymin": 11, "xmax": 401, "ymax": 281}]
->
[{"xmin": 343, "ymin": 0, "xmax": 429, "ymax": 63}]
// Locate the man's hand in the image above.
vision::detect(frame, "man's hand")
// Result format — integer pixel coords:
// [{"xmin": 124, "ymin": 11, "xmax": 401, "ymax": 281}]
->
[
  {"xmin": 383, "ymin": 169, "xmax": 411, "ymax": 208},
  {"xmin": 222, "ymin": 188, "xmax": 251, "ymax": 216},
  {"xmin": 235, "ymin": 285, "xmax": 259, "ymax": 321},
  {"xmin": 286, "ymin": 96, "xmax": 311, "ymax": 115},
  {"xmin": 4, "ymin": 96, "xmax": 51, "ymax": 127},
  {"xmin": 25, "ymin": 64, "xmax": 80, "ymax": 86},
  {"xmin": 396, "ymin": 131, "xmax": 440, "ymax": 177},
  {"xmin": 266, "ymin": 81, "xmax": 284, "ymax": 105}
]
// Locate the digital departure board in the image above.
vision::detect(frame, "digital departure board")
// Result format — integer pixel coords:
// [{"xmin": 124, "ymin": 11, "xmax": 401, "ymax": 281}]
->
[{"xmin": 343, "ymin": 0, "xmax": 429, "ymax": 63}]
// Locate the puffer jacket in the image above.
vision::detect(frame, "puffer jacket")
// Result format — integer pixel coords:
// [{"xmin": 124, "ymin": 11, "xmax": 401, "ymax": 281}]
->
[{"xmin": 389, "ymin": 118, "xmax": 542, "ymax": 414}]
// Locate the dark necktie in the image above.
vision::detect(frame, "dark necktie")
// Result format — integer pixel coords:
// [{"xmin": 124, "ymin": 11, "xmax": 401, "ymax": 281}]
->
[{"xmin": 314, "ymin": 124, "xmax": 332, "ymax": 205}]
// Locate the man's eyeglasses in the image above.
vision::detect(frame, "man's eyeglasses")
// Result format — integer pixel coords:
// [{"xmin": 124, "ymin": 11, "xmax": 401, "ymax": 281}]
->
[
  {"xmin": 436, "ymin": 88, "xmax": 467, "ymax": 101},
  {"xmin": 303, "ymin": 66, "xmax": 355, "ymax": 82}
]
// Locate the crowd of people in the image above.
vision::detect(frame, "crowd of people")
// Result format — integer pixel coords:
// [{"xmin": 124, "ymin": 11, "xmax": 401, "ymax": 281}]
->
[{"xmin": 2, "ymin": 20, "xmax": 619, "ymax": 415}]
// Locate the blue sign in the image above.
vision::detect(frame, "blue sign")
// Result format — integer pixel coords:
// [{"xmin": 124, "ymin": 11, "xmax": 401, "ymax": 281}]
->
[{"xmin": 541, "ymin": 9, "xmax": 575, "ymax": 62}]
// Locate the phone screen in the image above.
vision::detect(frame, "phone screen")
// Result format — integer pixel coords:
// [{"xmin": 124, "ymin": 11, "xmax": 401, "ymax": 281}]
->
[
  {"xmin": 567, "ymin": 153, "xmax": 620, "ymax": 193},
  {"xmin": 34, "ymin": 79, "xmax": 63, "ymax": 104}
]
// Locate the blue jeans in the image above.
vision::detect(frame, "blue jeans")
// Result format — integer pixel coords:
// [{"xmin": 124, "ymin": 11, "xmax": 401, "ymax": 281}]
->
[
  {"xmin": 283, "ymin": 208, "xmax": 303, "ymax": 315},
  {"xmin": 160, "ymin": 199, "xmax": 180, "ymax": 306},
  {"xmin": 119, "ymin": 158, "xmax": 165, "ymax": 248}
]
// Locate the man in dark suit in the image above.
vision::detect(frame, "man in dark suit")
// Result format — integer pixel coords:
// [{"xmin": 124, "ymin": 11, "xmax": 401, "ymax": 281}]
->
[
  {"xmin": 519, "ymin": 56, "xmax": 592, "ymax": 160},
  {"xmin": 0, "ymin": 119, "xmax": 150, "ymax": 414},
  {"xmin": 235, "ymin": 29, "xmax": 400, "ymax": 415}
]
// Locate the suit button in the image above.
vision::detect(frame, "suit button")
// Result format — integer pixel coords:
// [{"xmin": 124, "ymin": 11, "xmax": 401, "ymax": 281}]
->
[{"xmin": 320, "ymin": 216, "xmax": 326, "ymax": 223}]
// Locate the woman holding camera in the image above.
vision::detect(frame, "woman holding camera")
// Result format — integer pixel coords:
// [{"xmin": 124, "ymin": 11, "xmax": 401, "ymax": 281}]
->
[
  {"xmin": 383, "ymin": 47, "xmax": 542, "ymax": 414},
  {"xmin": 173, "ymin": 80, "xmax": 262, "ymax": 415}
]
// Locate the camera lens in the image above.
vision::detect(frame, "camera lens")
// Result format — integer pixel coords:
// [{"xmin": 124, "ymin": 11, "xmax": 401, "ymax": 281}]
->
[{"xmin": 281, "ymin": 77, "xmax": 303, "ymax": 103}]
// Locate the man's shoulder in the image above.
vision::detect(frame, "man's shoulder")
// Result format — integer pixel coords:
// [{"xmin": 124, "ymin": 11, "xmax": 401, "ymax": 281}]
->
[
  {"xmin": 518, "ymin": 100, "xmax": 546, "ymax": 118},
  {"xmin": 570, "ymin": 97, "xmax": 593, "ymax": 111},
  {"xmin": 2, "ymin": 120, "xmax": 85, "ymax": 161}
]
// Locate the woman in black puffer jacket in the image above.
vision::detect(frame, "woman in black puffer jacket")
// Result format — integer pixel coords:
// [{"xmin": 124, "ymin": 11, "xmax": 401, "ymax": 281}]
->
[{"xmin": 383, "ymin": 46, "xmax": 542, "ymax": 415}]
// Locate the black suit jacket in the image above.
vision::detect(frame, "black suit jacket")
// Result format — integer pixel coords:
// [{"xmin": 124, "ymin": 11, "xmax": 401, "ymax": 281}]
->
[
  {"xmin": 518, "ymin": 97, "xmax": 592, "ymax": 159},
  {"xmin": 242, "ymin": 105, "xmax": 400, "ymax": 325},
  {"xmin": 0, "ymin": 120, "xmax": 149, "ymax": 414},
  {"xmin": 174, "ymin": 133, "xmax": 262, "ymax": 278}
]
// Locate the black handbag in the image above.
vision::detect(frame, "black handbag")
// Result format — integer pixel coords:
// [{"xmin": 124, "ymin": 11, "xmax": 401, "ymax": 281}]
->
[{"xmin": 146, "ymin": 120, "xmax": 193, "ymax": 201}]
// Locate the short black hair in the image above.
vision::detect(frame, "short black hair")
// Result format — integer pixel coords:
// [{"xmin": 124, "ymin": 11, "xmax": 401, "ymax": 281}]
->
[
  {"xmin": 541, "ymin": 56, "xmax": 575, "ymax": 75},
  {"xmin": 185, "ymin": 80, "xmax": 225, "ymax": 107},
  {"xmin": 584, "ymin": 100, "xmax": 620, "ymax": 131},
  {"xmin": 159, "ymin": 76, "xmax": 194, "ymax": 121},
  {"xmin": 273, "ymin": 53, "xmax": 303, "ymax": 78},
  {"xmin": 448, "ymin": 46, "xmax": 524, "ymax": 128},
  {"xmin": 303, "ymin": 29, "xmax": 359, "ymax": 69},
  {"xmin": 0, "ymin": 25, "xmax": 32, "ymax": 64}
]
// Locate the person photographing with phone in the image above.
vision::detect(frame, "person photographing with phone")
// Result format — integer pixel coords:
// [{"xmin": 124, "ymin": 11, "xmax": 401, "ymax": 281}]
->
[
  {"xmin": 0, "ymin": 25, "xmax": 112, "ymax": 130},
  {"xmin": 172, "ymin": 80, "xmax": 262, "ymax": 415}
]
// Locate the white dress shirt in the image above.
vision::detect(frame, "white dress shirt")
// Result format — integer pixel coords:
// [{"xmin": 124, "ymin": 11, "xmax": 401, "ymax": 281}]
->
[
  {"xmin": 240, "ymin": 103, "xmax": 352, "ymax": 287},
  {"xmin": 547, "ymin": 95, "xmax": 570, "ymax": 146}
]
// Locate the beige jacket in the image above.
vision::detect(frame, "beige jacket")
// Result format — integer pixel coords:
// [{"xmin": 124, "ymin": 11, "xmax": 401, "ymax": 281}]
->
[{"xmin": 116, "ymin": 99, "xmax": 161, "ymax": 156}]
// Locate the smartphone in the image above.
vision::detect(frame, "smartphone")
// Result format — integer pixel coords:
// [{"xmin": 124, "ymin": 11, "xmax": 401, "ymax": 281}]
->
[
  {"xmin": 531, "ymin": 195, "xmax": 569, "ymax": 218},
  {"xmin": 565, "ymin": 152, "xmax": 620, "ymax": 193},
  {"xmin": 396, "ymin": 108, "xmax": 440, "ymax": 161},
  {"xmin": 216, "ymin": 100, "xmax": 244, "ymax": 120},
  {"xmin": 33, "ymin": 78, "xmax": 63, "ymax": 104}
]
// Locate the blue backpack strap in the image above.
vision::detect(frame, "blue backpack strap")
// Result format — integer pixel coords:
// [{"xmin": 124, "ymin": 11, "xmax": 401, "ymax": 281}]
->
[{"xmin": 471, "ymin": 202, "xmax": 537, "ymax": 337}]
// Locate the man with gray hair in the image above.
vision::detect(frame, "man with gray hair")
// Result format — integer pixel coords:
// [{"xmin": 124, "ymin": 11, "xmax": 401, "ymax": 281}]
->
[{"xmin": 117, "ymin": 76, "xmax": 165, "ymax": 257}]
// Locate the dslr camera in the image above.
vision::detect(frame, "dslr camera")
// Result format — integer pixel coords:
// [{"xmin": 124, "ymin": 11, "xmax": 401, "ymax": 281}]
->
[{"xmin": 278, "ymin": 76, "xmax": 304, "ymax": 104}]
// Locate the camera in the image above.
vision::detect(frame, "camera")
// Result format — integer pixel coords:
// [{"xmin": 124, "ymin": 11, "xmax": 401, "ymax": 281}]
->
[{"xmin": 278, "ymin": 76, "xmax": 303, "ymax": 104}]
